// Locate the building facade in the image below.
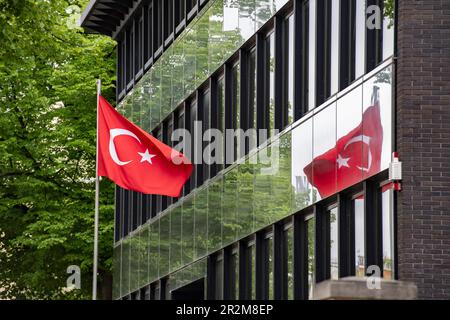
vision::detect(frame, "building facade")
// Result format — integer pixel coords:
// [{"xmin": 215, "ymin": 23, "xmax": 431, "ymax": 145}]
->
[{"xmin": 80, "ymin": 0, "xmax": 450, "ymax": 299}]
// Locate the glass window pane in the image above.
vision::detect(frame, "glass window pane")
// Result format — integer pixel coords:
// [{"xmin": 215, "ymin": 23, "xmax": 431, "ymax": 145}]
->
[
  {"xmin": 121, "ymin": 237, "xmax": 131, "ymax": 297},
  {"xmin": 354, "ymin": 196, "xmax": 365, "ymax": 277},
  {"xmin": 310, "ymin": 103, "xmax": 337, "ymax": 201},
  {"xmin": 237, "ymin": 159, "xmax": 255, "ymax": 239},
  {"xmin": 330, "ymin": 0, "xmax": 339, "ymax": 95},
  {"xmin": 232, "ymin": 63, "xmax": 240, "ymax": 160},
  {"xmin": 160, "ymin": 49, "xmax": 173, "ymax": 117},
  {"xmin": 249, "ymin": 49, "xmax": 257, "ymax": 131},
  {"xmin": 209, "ymin": 0, "xmax": 224, "ymax": 73},
  {"xmin": 182, "ymin": 196, "xmax": 195, "ymax": 265},
  {"xmin": 159, "ymin": 213, "xmax": 170, "ymax": 277},
  {"xmin": 170, "ymin": 204, "xmax": 182, "ymax": 272},
  {"xmin": 265, "ymin": 236, "xmax": 274, "ymax": 299},
  {"xmin": 222, "ymin": 167, "xmax": 238, "ymax": 246},
  {"xmin": 139, "ymin": 226, "xmax": 150, "ymax": 288},
  {"xmin": 194, "ymin": 188, "xmax": 208, "ymax": 258},
  {"xmin": 307, "ymin": 217, "xmax": 315, "ymax": 300},
  {"xmin": 149, "ymin": 222, "xmax": 159, "ymax": 283},
  {"xmin": 207, "ymin": 180, "xmax": 223, "ymax": 252},
  {"xmin": 382, "ymin": 186, "xmax": 394, "ymax": 279},
  {"xmin": 253, "ymin": 147, "xmax": 273, "ymax": 230},
  {"xmin": 172, "ymin": 39, "xmax": 185, "ymax": 108},
  {"xmin": 330, "ymin": 207, "xmax": 339, "ymax": 280},
  {"xmin": 383, "ymin": 1, "xmax": 395, "ymax": 60},
  {"xmin": 215, "ymin": 258, "xmax": 224, "ymax": 299},
  {"xmin": 238, "ymin": 0, "xmax": 256, "ymax": 41},
  {"xmin": 308, "ymin": 0, "xmax": 316, "ymax": 110},
  {"xmin": 113, "ymin": 245, "xmax": 122, "ymax": 300},
  {"xmin": 130, "ymin": 233, "xmax": 139, "ymax": 292},
  {"xmin": 150, "ymin": 66, "xmax": 161, "ymax": 130},
  {"xmin": 286, "ymin": 14, "xmax": 294, "ymax": 124},
  {"xmin": 184, "ymin": 27, "xmax": 197, "ymax": 95},
  {"xmin": 363, "ymin": 65, "xmax": 392, "ymax": 178},
  {"xmin": 355, "ymin": 0, "xmax": 366, "ymax": 78},
  {"xmin": 265, "ymin": 32, "xmax": 275, "ymax": 137},
  {"xmin": 271, "ymin": 135, "xmax": 293, "ymax": 223},
  {"xmin": 196, "ymin": 9, "xmax": 210, "ymax": 86},
  {"xmin": 292, "ymin": 118, "xmax": 314, "ymax": 210},
  {"xmin": 286, "ymin": 228, "xmax": 294, "ymax": 300},
  {"xmin": 336, "ymin": 86, "xmax": 363, "ymax": 192}
]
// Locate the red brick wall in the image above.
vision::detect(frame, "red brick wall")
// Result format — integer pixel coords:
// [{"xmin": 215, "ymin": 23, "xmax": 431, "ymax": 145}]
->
[{"xmin": 396, "ymin": 0, "xmax": 450, "ymax": 299}]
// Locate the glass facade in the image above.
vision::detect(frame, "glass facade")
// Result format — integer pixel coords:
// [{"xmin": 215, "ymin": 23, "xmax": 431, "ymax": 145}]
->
[
  {"xmin": 118, "ymin": 0, "xmax": 289, "ymax": 133},
  {"xmin": 113, "ymin": 65, "xmax": 393, "ymax": 299}
]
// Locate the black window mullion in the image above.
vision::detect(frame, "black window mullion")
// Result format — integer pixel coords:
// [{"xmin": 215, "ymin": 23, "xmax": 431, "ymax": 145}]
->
[
  {"xmin": 238, "ymin": 241, "xmax": 249, "ymax": 299},
  {"xmin": 274, "ymin": 16, "xmax": 284, "ymax": 131},
  {"xmin": 293, "ymin": 0, "xmax": 307, "ymax": 120},
  {"xmin": 339, "ymin": 0, "xmax": 356, "ymax": 90},
  {"xmin": 223, "ymin": 247, "xmax": 232, "ymax": 299},
  {"xmin": 206, "ymin": 255, "xmax": 216, "ymax": 300},
  {"xmin": 293, "ymin": 213, "xmax": 308, "ymax": 300},
  {"xmin": 316, "ymin": 0, "xmax": 332, "ymax": 105},
  {"xmin": 273, "ymin": 223, "xmax": 285, "ymax": 300},
  {"xmin": 364, "ymin": 180, "xmax": 383, "ymax": 274},
  {"xmin": 366, "ymin": 0, "xmax": 383, "ymax": 72},
  {"xmin": 224, "ymin": 64, "xmax": 233, "ymax": 167},
  {"xmin": 338, "ymin": 193, "xmax": 353, "ymax": 277},
  {"xmin": 210, "ymin": 77, "xmax": 218, "ymax": 177},
  {"xmin": 255, "ymin": 33, "xmax": 265, "ymax": 145},
  {"xmin": 315, "ymin": 203, "xmax": 328, "ymax": 282},
  {"xmin": 255, "ymin": 232, "xmax": 264, "ymax": 300}
]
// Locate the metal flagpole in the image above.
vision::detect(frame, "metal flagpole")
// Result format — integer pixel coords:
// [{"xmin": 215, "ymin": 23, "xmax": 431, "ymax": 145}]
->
[{"xmin": 93, "ymin": 79, "xmax": 101, "ymax": 300}]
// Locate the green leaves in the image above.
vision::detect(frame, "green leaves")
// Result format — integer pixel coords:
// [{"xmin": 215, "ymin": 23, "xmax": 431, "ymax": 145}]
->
[{"xmin": 0, "ymin": 0, "xmax": 116, "ymax": 299}]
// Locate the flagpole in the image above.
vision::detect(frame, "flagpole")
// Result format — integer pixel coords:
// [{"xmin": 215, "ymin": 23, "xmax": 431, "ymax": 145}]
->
[{"xmin": 93, "ymin": 79, "xmax": 101, "ymax": 300}]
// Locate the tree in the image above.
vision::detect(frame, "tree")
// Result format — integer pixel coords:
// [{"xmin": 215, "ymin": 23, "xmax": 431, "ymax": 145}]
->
[{"xmin": 0, "ymin": 0, "xmax": 116, "ymax": 299}]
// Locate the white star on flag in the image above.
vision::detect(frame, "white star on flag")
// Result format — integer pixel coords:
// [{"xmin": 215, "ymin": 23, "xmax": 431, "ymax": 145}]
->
[
  {"xmin": 138, "ymin": 149, "xmax": 156, "ymax": 164},
  {"xmin": 336, "ymin": 154, "xmax": 350, "ymax": 169}
]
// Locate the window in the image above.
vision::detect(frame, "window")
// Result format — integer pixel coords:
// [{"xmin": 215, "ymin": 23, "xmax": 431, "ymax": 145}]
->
[
  {"xmin": 135, "ymin": 15, "xmax": 143, "ymax": 74},
  {"xmin": 285, "ymin": 14, "xmax": 294, "ymax": 126},
  {"xmin": 167, "ymin": 118, "xmax": 174, "ymax": 205},
  {"xmin": 201, "ymin": 89, "xmax": 210, "ymax": 181},
  {"xmin": 153, "ymin": 0, "xmax": 163, "ymax": 53},
  {"xmin": 132, "ymin": 192, "xmax": 139, "ymax": 230},
  {"xmin": 382, "ymin": 185, "xmax": 394, "ymax": 279},
  {"xmin": 285, "ymin": 227, "xmax": 294, "ymax": 300},
  {"xmin": 353, "ymin": 195, "xmax": 365, "ymax": 277},
  {"xmin": 264, "ymin": 32, "xmax": 275, "ymax": 138},
  {"xmin": 123, "ymin": 189, "xmax": 130, "ymax": 237},
  {"xmin": 186, "ymin": 0, "xmax": 196, "ymax": 17},
  {"xmin": 144, "ymin": 3, "xmax": 153, "ymax": 64},
  {"xmin": 217, "ymin": 75, "xmax": 225, "ymax": 172},
  {"xmin": 215, "ymin": 255, "xmax": 224, "ymax": 299},
  {"xmin": 307, "ymin": 217, "xmax": 315, "ymax": 299},
  {"xmin": 115, "ymin": 187, "xmax": 122, "ymax": 242},
  {"xmin": 339, "ymin": 0, "xmax": 356, "ymax": 90},
  {"xmin": 163, "ymin": 0, "xmax": 174, "ymax": 41},
  {"xmin": 189, "ymin": 100, "xmax": 198, "ymax": 190},
  {"xmin": 248, "ymin": 48, "xmax": 257, "ymax": 131},
  {"xmin": 263, "ymin": 235, "xmax": 274, "ymax": 299},
  {"xmin": 307, "ymin": 0, "xmax": 316, "ymax": 110},
  {"xmin": 117, "ymin": 40, "xmax": 123, "ymax": 94},
  {"xmin": 329, "ymin": 207, "xmax": 339, "ymax": 280},
  {"xmin": 316, "ymin": 0, "xmax": 331, "ymax": 106},
  {"xmin": 175, "ymin": 0, "xmax": 185, "ymax": 28},
  {"xmin": 126, "ymin": 27, "xmax": 134, "ymax": 85},
  {"xmin": 366, "ymin": 0, "xmax": 383, "ymax": 73},
  {"xmin": 231, "ymin": 63, "xmax": 240, "ymax": 161},
  {"xmin": 243, "ymin": 243, "xmax": 256, "ymax": 299}
]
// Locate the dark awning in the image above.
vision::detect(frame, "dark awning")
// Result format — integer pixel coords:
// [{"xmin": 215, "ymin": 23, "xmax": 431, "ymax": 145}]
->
[{"xmin": 79, "ymin": 0, "xmax": 137, "ymax": 37}]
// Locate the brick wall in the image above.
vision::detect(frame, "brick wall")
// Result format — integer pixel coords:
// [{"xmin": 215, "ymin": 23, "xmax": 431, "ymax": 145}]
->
[{"xmin": 396, "ymin": 0, "xmax": 450, "ymax": 299}]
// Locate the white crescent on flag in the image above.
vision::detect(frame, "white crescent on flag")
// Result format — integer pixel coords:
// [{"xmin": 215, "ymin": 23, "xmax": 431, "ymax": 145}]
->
[{"xmin": 109, "ymin": 128, "xmax": 142, "ymax": 166}]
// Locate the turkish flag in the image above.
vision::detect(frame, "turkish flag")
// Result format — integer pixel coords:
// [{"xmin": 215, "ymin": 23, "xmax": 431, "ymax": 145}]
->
[
  {"xmin": 303, "ymin": 99, "xmax": 383, "ymax": 198},
  {"xmin": 97, "ymin": 96, "xmax": 193, "ymax": 197}
]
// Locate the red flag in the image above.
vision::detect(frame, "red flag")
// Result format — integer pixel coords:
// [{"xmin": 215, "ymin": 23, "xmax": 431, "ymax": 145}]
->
[
  {"xmin": 97, "ymin": 96, "xmax": 193, "ymax": 197},
  {"xmin": 304, "ymin": 98, "xmax": 383, "ymax": 198}
]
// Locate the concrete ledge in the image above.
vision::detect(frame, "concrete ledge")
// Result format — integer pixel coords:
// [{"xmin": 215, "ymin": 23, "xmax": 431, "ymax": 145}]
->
[{"xmin": 313, "ymin": 277, "xmax": 418, "ymax": 300}]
